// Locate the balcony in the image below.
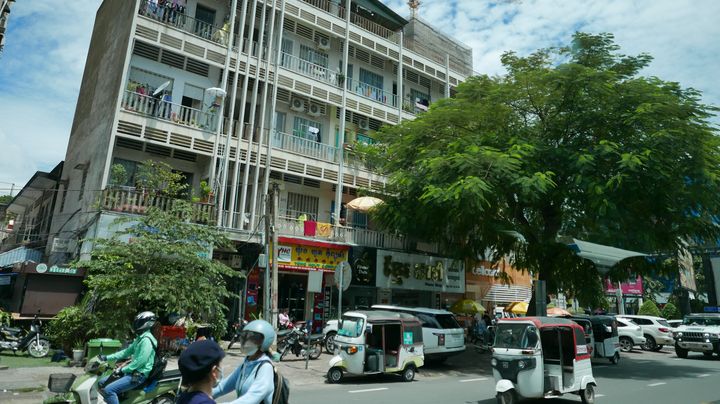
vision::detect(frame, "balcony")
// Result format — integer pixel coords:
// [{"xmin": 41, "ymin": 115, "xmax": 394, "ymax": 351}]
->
[
  {"xmin": 347, "ymin": 78, "xmax": 397, "ymax": 108},
  {"xmin": 138, "ymin": 0, "xmax": 230, "ymax": 46},
  {"xmin": 273, "ymin": 131, "xmax": 339, "ymax": 163},
  {"xmin": 121, "ymin": 90, "xmax": 220, "ymax": 132},
  {"xmin": 280, "ymin": 52, "xmax": 339, "ymax": 87},
  {"xmin": 100, "ymin": 188, "xmax": 215, "ymax": 225},
  {"xmin": 298, "ymin": 0, "xmax": 399, "ymax": 43}
]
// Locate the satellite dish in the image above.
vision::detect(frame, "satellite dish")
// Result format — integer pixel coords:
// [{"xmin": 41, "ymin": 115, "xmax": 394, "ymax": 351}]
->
[
  {"xmin": 334, "ymin": 261, "xmax": 352, "ymax": 291},
  {"xmin": 153, "ymin": 81, "xmax": 171, "ymax": 97}
]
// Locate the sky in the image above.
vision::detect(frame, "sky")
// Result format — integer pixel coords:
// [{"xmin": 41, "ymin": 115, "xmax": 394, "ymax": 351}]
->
[{"xmin": 0, "ymin": 0, "xmax": 719, "ymax": 196}]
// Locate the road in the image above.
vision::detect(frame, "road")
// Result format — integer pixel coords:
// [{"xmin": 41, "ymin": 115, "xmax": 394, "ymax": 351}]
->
[{"xmin": 285, "ymin": 348, "xmax": 720, "ymax": 404}]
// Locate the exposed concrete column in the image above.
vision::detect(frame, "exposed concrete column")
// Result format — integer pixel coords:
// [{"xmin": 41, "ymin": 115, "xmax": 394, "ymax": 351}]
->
[
  {"xmin": 216, "ymin": 0, "xmax": 249, "ymax": 227},
  {"xmin": 445, "ymin": 53, "xmax": 451, "ymax": 99},
  {"xmin": 228, "ymin": 0, "xmax": 260, "ymax": 228},
  {"xmin": 333, "ymin": 0, "xmax": 352, "ymax": 227},
  {"xmin": 397, "ymin": 30, "xmax": 403, "ymax": 122}
]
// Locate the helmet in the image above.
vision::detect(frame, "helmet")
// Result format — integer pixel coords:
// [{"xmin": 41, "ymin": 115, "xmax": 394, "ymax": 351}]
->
[
  {"xmin": 239, "ymin": 320, "xmax": 276, "ymax": 352},
  {"xmin": 133, "ymin": 311, "xmax": 158, "ymax": 334}
]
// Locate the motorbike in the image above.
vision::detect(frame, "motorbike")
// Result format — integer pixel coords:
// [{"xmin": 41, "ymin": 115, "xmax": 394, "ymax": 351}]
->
[
  {"xmin": 276, "ymin": 325, "xmax": 323, "ymax": 361},
  {"xmin": 0, "ymin": 313, "xmax": 50, "ymax": 358},
  {"xmin": 227, "ymin": 320, "xmax": 249, "ymax": 349},
  {"xmin": 44, "ymin": 355, "xmax": 181, "ymax": 404}
]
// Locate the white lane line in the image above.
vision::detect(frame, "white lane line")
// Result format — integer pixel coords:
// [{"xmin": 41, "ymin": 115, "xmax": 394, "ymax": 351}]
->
[
  {"xmin": 648, "ymin": 382, "xmax": 667, "ymax": 387},
  {"xmin": 698, "ymin": 374, "xmax": 710, "ymax": 378},
  {"xmin": 348, "ymin": 388, "xmax": 389, "ymax": 394},
  {"xmin": 596, "ymin": 394, "xmax": 606, "ymax": 398},
  {"xmin": 459, "ymin": 378, "xmax": 488, "ymax": 383}
]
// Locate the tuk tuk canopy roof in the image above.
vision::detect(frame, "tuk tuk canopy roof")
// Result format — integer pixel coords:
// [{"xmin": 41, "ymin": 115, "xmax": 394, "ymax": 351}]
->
[
  {"xmin": 498, "ymin": 316, "xmax": 582, "ymax": 330},
  {"xmin": 346, "ymin": 310, "xmax": 421, "ymax": 323}
]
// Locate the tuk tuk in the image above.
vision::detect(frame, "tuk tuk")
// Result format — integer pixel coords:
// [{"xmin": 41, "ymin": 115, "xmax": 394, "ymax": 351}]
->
[
  {"xmin": 588, "ymin": 315, "xmax": 620, "ymax": 364},
  {"xmin": 327, "ymin": 310, "xmax": 424, "ymax": 383},
  {"xmin": 492, "ymin": 317, "xmax": 596, "ymax": 404}
]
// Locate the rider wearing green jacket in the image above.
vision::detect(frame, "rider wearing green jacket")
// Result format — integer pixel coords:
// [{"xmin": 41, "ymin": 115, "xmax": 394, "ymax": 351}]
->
[{"xmin": 98, "ymin": 311, "xmax": 159, "ymax": 404}]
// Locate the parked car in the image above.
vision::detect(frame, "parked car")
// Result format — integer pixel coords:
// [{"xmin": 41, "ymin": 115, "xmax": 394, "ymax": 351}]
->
[
  {"xmin": 672, "ymin": 313, "xmax": 720, "ymax": 358},
  {"xmin": 322, "ymin": 319, "xmax": 339, "ymax": 354},
  {"xmin": 668, "ymin": 320, "xmax": 683, "ymax": 329},
  {"xmin": 616, "ymin": 317, "xmax": 647, "ymax": 352},
  {"xmin": 371, "ymin": 305, "xmax": 466, "ymax": 361},
  {"xmin": 618, "ymin": 315, "xmax": 674, "ymax": 351}
]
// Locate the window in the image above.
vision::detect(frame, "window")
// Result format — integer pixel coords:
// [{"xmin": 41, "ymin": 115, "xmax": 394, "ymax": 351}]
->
[
  {"xmin": 59, "ymin": 184, "xmax": 67, "ymax": 213},
  {"xmin": 299, "ymin": 44, "xmax": 328, "ymax": 68},
  {"xmin": 182, "ymin": 84, "xmax": 204, "ymax": 110},
  {"xmin": 657, "ymin": 319, "xmax": 670, "ymax": 327},
  {"xmin": 410, "ymin": 88, "xmax": 429, "ymax": 103},
  {"xmin": 275, "ymin": 111, "xmax": 286, "ymax": 133},
  {"xmin": 280, "ymin": 38, "xmax": 293, "ymax": 67},
  {"xmin": 194, "ymin": 5, "xmax": 217, "ymax": 39},
  {"xmin": 112, "ymin": 158, "xmax": 140, "ymax": 187},
  {"xmin": 434, "ymin": 314, "xmax": 462, "ymax": 329},
  {"xmin": 292, "ymin": 116, "xmax": 323, "ymax": 142},
  {"xmin": 359, "ymin": 68, "xmax": 383, "ymax": 89},
  {"xmin": 78, "ymin": 168, "xmax": 89, "ymax": 201},
  {"xmin": 338, "ymin": 316, "xmax": 364, "ymax": 338},
  {"xmin": 285, "ymin": 192, "xmax": 319, "ymax": 219}
]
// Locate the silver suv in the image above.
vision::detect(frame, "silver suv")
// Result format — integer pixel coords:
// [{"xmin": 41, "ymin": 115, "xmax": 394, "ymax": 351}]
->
[{"xmin": 673, "ymin": 313, "xmax": 720, "ymax": 358}]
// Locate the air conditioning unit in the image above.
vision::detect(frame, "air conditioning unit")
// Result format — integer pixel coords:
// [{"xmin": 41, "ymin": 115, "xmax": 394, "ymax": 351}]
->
[
  {"xmin": 316, "ymin": 36, "xmax": 330, "ymax": 50},
  {"xmin": 290, "ymin": 97, "xmax": 305, "ymax": 112},
  {"xmin": 308, "ymin": 102, "xmax": 322, "ymax": 117},
  {"xmin": 357, "ymin": 117, "xmax": 369, "ymax": 130}
]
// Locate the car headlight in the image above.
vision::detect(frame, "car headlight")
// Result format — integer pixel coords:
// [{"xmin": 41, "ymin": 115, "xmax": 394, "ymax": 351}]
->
[
  {"xmin": 491, "ymin": 358, "xmax": 498, "ymax": 367},
  {"xmin": 704, "ymin": 333, "xmax": 710, "ymax": 338},
  {"xmin": 518, "ymin": 360, "xmax": 526, "ymax": 369},
  {"xmin": 676, "ymin": 332, "xmax": 683, "ymax": 338}
]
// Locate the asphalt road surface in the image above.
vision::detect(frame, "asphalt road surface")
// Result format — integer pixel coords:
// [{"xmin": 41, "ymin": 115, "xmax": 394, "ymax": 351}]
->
[{"xmin": 286, "ymin": 348, "xmax": 720, "ymax": 404}]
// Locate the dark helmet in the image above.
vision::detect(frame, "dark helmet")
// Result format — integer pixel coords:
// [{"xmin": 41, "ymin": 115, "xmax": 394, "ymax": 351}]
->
[{"xmin": 133, "ymin": 311, "xmax": 158, "ymax": 334}]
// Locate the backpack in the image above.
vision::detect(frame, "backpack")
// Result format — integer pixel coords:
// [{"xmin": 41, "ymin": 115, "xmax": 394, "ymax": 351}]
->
[
  {"xmin": 140, "ymin": 336, "xmax": 166, "ymax": 386},
  {"xmin": 254, "ymin": 361, "xmax": 290, "ymax": 404}
]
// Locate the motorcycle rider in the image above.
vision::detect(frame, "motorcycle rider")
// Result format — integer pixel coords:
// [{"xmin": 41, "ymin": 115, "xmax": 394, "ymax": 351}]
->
[
  {"xmin": 212, "ymin": 320, "xmax": 275, "ymax": 404},
  {"xmin": 97, "ymin": 311, "xmax": 159, "ymax": 404}
]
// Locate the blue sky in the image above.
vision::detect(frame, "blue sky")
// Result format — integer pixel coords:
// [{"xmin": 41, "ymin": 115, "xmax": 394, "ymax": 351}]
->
[{"xmin": 0, "ymin": 0, "xmax": 718, "ymax": 195}]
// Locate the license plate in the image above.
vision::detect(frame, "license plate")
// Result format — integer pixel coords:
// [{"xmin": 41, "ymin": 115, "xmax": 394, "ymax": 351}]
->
[{"xmin": 502, "ymin": 362, "xmax": 509, "ymax": 369}]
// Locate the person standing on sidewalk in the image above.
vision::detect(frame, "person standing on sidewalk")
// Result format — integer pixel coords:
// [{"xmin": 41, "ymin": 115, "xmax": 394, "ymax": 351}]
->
[
  {"xmin": 98, "ymin": 311, "xmax": 158, "ymax": 404},
  {"xmin": 212, "ymin": 320, "xmax": 275, "ymax": 404},
  {"xmin": 177, "ymin": 339, "xmax": 226, "ymax": 404}
]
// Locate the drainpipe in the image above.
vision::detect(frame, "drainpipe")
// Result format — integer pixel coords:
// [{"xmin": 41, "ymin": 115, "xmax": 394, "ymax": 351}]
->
[
  {"xmin": 212, "ymin": 0, "xmax": 239, "ymax": 227},
  {"xmin": 333, "ymin": 0, "xmax": 352, "ymax": 228}
]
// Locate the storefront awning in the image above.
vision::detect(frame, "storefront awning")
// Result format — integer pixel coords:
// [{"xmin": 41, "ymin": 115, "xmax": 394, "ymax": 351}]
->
[
  {"xmin": 567, "ymin": 238, "xmax": 647, "ymax": 273},
  {"xmin": 0, "ymin": 247, "xmax": 43, "ymax": 268}
]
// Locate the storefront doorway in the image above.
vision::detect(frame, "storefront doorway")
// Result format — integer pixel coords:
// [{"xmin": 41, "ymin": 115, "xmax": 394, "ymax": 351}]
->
[{"xmin": 279, "ymin": 273, "xmax": 307, "ymax": 322}]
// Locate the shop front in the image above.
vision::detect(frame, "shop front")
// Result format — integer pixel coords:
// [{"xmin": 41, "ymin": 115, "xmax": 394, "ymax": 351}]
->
[
  {"xmin": 375, "ymin": 249, "xmax": 465, "ymax": 309},
  {"xmin": 9, "ymin": 262, "xmax": 86, "ymax": 317},
  {"xmin": 345, "ymin": 247, "xmax": 378, "ymax": 310},
  {"xmin": 246, "ymin": 237, "xmax": 349, "ymax": 333},
  {"xmin": 605, "ymin": 275, "xmax": 644, "ymax": 315},
  {"xmin": 465, "ymin": 260, "xmax": 533, "ymax": 311}
]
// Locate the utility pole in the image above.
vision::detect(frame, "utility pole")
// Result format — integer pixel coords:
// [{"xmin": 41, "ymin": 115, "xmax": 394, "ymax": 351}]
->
[
  {"xmin": 271, "ymin": 182, "xmax": 280, "ymax": 329},
  {"xmin": 263, "ymin": 193, "xmax": 272, "ymax": 322}
]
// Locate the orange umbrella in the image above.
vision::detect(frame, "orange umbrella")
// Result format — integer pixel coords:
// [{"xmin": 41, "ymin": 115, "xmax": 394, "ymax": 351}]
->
[{"xmin": 547, "ymin": 307, "xmax": 571, "ymax": 317}]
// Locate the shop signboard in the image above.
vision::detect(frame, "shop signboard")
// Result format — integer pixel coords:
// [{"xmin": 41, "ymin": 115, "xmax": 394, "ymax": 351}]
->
[
  {"xmin": 678, "ymin": 247, "xmax": 697, "ymax": 292},
  {"xmin": 604, "ymin": 275, "xmax": 644, "ymax": 296},
  {"xmin": 349, "ymin": 247, "xmax": 376, "ymax": 286},
  {"xmin": 273, "ymin": 238, "xmax": 349, "ymax": 272},
  {"xmin": 375, "ymin": 250, "xmax": 464, "ymax": 293}
]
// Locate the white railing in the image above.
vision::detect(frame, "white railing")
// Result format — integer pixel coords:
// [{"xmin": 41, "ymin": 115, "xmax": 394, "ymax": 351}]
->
[
  {"xmin": 280, "ymin": 52, "xmax": 339, "ymax": 86},
  {"xmin": 139, "ymin": 0, "xmax": 230, "ymax": 45},
  {"xmin": 272, "ymin": 131, "xmax": 338, "ymax": 162},
  {"xmin": 347, "ymin": 78, "xmax": 398, "ymax": 108},
  {"xmin": 121, "ymin": 90, "xmax": 220, "ymax": 132}
]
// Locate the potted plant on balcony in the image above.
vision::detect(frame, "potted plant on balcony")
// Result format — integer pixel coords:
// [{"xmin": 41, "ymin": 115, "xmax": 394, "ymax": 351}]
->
[{"xmin": 199, "ymin": 180, "xmax": 213, "ymax": 203}]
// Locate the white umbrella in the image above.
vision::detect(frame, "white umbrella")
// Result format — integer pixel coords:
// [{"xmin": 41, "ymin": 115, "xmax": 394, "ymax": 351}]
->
[
  {"xmin": 152, "ymin": 80, "xmax": 171, "ymax": 97},
  {"xmin": 205, "ymin": 87, "xmax": 227, "ymax": 98},
  {"xmin": 346, "ymin": 196, "xmax": 383, "ymax": 212}
]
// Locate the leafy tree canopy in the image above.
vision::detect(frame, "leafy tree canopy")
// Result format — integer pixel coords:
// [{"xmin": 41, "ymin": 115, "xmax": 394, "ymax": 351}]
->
[
  {"xmin": 638, "ymin": 300, "xmax": 662, "ymax": 317},
  {"xmin": 77, "ymin": 202, "xmax": 238, "ymax": 339},
  {"xmin": 363, "ymin": 33, "xmax": 720, "ymax": 307}
]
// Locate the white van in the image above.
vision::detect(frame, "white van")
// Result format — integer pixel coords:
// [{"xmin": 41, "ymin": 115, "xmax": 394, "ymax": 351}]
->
[{"xmin": 371, "ymin": 305, "xmax": 466, "ymax": 360}]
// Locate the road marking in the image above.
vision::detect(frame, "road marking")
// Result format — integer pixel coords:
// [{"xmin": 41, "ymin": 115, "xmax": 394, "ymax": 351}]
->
[
  {"xmin": 596, "ymin": 394, "xmax": 606, "ymax": 398},
  {"xmin": 349, "ymin": 388, "xmax": 389, "ymax": 394},
  {"xmin": 648, "ymin": 382, "xmax": 667, "ymax": 387},
  {"xmin": 698, "ymin": 374, "xmax": 710, "ymax": 378},
  {"xmin": 459, "ymin": 378, "xmax": 488, "ymax": 383}
]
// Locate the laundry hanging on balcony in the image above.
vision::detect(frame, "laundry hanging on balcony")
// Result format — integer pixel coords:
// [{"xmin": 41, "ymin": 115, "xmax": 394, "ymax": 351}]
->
[
  {"xmin": 303, "ymin": 220, "xmax": 317, "ymax": 237},
  {"xmin": 316, "ymin": 222, "xmax": 332, "ymax": 237}
]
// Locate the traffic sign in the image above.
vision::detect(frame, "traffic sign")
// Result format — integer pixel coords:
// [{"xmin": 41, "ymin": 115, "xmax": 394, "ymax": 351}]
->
[{"xmin": 334, "ymin": 261, "xmax": 352, "ymax": 291}]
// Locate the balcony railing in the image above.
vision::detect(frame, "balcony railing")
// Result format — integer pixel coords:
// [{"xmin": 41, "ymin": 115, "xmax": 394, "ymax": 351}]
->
[
  {"xmin": 121, "ymin": 90, "xmax": 220, "ymax": 132},
  {"xmin": 275, "ymin": 216, "xmax": 412, "ymax": 249},
  {"xmin": 280, "ymin": 52, "xmax": 339, "ymax": 86},
  {"xmin": 402, "ymin": 97, "xmax": 429, "ymax": 115},
  {"xmin": 298, "ymin": 0, "xmax": 398, "ymax": 43},
  {"xmin": 273, "ymin": 131, "xmax": 339, "ymax": 162},
  {"xmin": 100, "ymin": 188, "xmax": 215, "ymax": 224},
  {"xmin": 138, "ymin": 0, "xmax": 230, "ymax": 45},
  {"xmin": 347, "ymin": 78, "xmax": 397, "ymax": 108}
]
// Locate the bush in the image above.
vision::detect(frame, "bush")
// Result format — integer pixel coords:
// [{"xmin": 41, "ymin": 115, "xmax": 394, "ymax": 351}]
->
[
  {"xmin": 638, "ymin": 300, "xmax": 662, "ymax": 317},
  {"xmin": 661, "ymin": 302, "xmax": 680, "ymax": 320},
  {"xmin": 46, "ymin": 306, "xmax": 96, "ymax": 355}
]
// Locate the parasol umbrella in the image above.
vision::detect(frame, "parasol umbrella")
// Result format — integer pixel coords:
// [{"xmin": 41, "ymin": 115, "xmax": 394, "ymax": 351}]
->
[
  {"xmin": 506, "ymin": 301, "xmax": 529, "ymax": 315},
  {"xmin": 346, "ymin": 196, "xmax": 383, "ymax": 212},
  {"xmin": 205, "ymin": 87, "xmax": 227, "ymax": 98},
  {"xmin": 547, "ymin": 307, "xmax": 572, "ymax": 317},
  {"xmin": 153, "ymin": 80, "xmax": 172, "ymax": 97},
  {"xmin": 449, "ymin": 299, "xmax": 486, "ymax": 315}
]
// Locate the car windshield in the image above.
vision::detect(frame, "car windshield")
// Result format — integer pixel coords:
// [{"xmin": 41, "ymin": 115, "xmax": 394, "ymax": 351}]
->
[
  {"xmin": 683, "ymin": 316, "xmax": 720, "ymax": 326},
  {"xmin": 435, "ymin": 314, "xmax": 462, "ymax": 329},
  {"xmin": 494, "ymin": 323, "xmax": 538, "ymax": 349},
  {"xmin": 338, "ymin": 316, "xmax": 365, "ymax": 337}
]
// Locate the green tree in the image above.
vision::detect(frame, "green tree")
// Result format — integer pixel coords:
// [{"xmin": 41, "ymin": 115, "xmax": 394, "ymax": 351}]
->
[
  {"xmin": 661, "ymin": 302, "xmax": 680, "ymax": 320},
  {"xmin": 77, "ymin": 202, "xmax": 238, "ymax": 339},
  {"xmin": 638, "ymin": 300, "xmax": 662, "ymax": 317},
  {"xmin": 363, "ymin": 33, "xmax": 720, "ymax": 308},
  {"xmin": 0, "ymin": 195, "xmax": 12, "ymax": 204},
  {"xmin": 135, "ymin": 160, "xmax": 188, "ymax": 197}
]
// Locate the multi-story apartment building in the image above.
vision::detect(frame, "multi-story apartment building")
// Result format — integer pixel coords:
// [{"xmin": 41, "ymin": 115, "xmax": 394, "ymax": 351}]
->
[{"xmin": 47, "ymin": 0, "xmax": 474, "ymax": 328}]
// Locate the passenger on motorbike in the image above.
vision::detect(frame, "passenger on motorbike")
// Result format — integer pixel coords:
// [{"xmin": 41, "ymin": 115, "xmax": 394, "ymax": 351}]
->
[
  {"xmin": 97, "ymin": 311, "xmax": 159, "ymax": 404},
  {"xmin": 177, "ymin": 339, "xmax": 226, "ymax": 404},
  {"xmin": 213, "ymin": 320, "xmax": 276, "ymax": 404}
]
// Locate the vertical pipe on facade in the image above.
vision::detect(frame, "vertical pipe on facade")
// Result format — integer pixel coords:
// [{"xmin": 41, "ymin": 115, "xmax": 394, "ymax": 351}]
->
[
  {"xmin": 333, "ymin": 0, "xmax": 352, "ymax": 227},
  {"xmin": 228, "ymin": 0, "xmax": 259, "ymax": 228},
  {"xmin": 261, "ymin": 0, "xmax": 286, "ymax": 204},
  {"xmin": 445, "ymin": 54, "xmax": 451, "ymax": 98},
  {"xmin": 210, "ymin": 0, "xmax": 239, "ymax": 191},
  {"xmin": 239, "ymin": 0, "xmax": 268, "ymax": 230},
  {"xmin": 397, "ymin": 30, "xmax": 403, "ymax": 123},
  {"xmin": 249, "ymin": 0, "xmax": 279, "ymax": 228},
  {"xmin": 216, "ymin": 0, "xmax": 249, "ymax": 226}
]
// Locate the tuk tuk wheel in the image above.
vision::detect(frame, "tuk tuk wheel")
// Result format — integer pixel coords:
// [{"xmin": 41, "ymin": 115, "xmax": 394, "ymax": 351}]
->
[
  {"xmin": 327, "ymin": 367, "xmax": 343, "ymax": 384},
  {"xmin": 496, "ymin": 390, "xmax": 516, "ymax": 404},
  {"xmin": 610, "ymin": 352, "xmax": 620, "ymax": 364},
  {"xmin": 401, "ymin": 365, "xmax": 416, "ymax": 382},
  {"xmin": 581, "ymin": 384, "xmax": 595, "ymax": 404}
]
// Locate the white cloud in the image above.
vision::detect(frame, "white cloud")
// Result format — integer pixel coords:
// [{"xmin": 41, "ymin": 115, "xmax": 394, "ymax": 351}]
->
[{"xmin": 0, "ymin": 0, "xmax": 718, "ymax": 195}]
